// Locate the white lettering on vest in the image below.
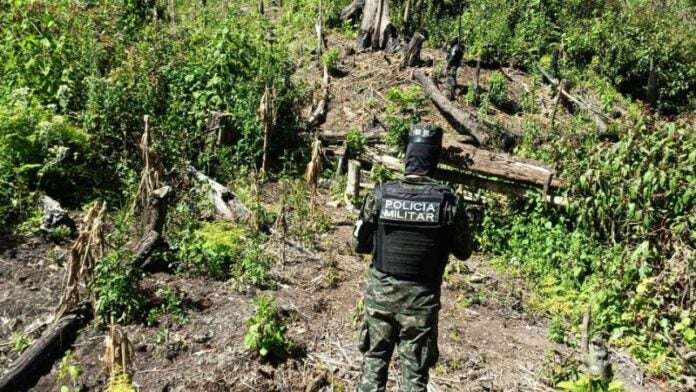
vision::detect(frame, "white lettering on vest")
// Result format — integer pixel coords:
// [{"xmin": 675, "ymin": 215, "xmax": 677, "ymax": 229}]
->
[{"xmin": 380, "ymin": 198, "xmax": 440, "ymax": 223}]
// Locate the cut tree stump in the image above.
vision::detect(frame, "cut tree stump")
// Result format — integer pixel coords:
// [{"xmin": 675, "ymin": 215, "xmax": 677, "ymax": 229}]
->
[
  {"xmin": 401, "ymin": 33, "xmax": 425, "ymax": 67},
  {"xmin": 357, "ymin": 0, "xmax": 394, "ymax": 51},
  {"xmin": 133, "ymin": 185, "xmax": 172, "ymax": 269},
  {"xmin": 39, "ymin": 195, "xmax": 76, "ymax": 237},
  {"xmin": 346, "ymin": 160, "xmax": 361, "ymax": 208},
  {"xmin": 0, "ymin": 305, "xmax": 90, "ymax": 392},
  {"xmin": 413, "ymin": 69, "xmax": 519, "ymax": 148}
]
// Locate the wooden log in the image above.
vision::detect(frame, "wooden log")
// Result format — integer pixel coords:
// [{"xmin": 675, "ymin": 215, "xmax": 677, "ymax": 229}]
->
[
  {"xmin": 413, "ymin": 69, "xmax": 506, "ymax": 145},
  {"xmin": 186, "ymin": 166, "xmax": 251, "ymax": 223},
  {"xmin": 473, "ymin": 58, "xmax": 481, "ymax": 102},
  {"xmin": 39, "ymin": 195, "xmax": 75, "ymax": 236},
  {"xmin": 0, "ymin": 305, "xmax": 90, "ymax": 392},
  {"xmin": 346, "ymin": 160, "xmax": 361, "ymax": 208},
  {"xmin": 322, "ymin": 124, "xmax": 558, "ymax": 190},
  {"xmin": 440, "ymin": 143, "xmax": 562, "ymax": 189},
  {"xmin": 402, "ymin": 33, "xmax": 425, "ymax": 68},
  {"xmin": 364, "ymin": 150, "xmax": 566, "ymax": 204},
  {"xmin": 133, "ymin": 186, "xmax": 172, "ymax": 269}
]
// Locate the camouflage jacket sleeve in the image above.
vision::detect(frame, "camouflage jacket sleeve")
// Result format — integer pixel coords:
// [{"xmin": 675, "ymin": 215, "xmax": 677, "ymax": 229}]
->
[
  {"xmin": 448, "ymin": 195, "xmax": 483, "ymax": 261},
  {"xmin": 351, "ymin": 187, "xmax": 381, "ymax": 254}
]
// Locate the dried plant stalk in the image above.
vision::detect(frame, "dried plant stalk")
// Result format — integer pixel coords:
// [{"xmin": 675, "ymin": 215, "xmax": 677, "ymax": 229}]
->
[
  {"xmin": 55, "ymin": 201, "xmax": 107, "ymax": 321},
  {"xmin": 304, "ymin": 139, "xmax": 323, "ymax": 211}
]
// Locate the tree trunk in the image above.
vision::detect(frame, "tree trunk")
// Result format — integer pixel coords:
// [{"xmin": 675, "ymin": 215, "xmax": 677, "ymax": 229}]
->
[
  {"xmin": 551, "ymin": 79, "xmax": 567, "ymax": 126},
  {"xmin": 364, "ymin": 149, "xmax": 565, "ymax": 204},
  {"xmin": 357, "ymin": 0, "xmax": 393, "ymax": 51},
  {"xmin": 403, "ymin": 0, "xmax": 411, "ymax": 32},
  {"xmin": 413, "ymin": 69, "xmax": 519, "ymax": 148},
  {"xmin": 0, "ymin": 305, "xmax": 90, "ymax": 392},
  {"xmin": 474, "ymin": 57, "xmax": 481, "ymax": 102}
]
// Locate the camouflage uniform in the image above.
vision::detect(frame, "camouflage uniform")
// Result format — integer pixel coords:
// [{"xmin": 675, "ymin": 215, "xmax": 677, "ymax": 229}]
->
[
  {"xmin": 353, "ymin": 176, "xmax": 474, "ymax": 392},
  {"xmin": 445, "ymin": 38, "xmax": 464, "ymax": 100}
]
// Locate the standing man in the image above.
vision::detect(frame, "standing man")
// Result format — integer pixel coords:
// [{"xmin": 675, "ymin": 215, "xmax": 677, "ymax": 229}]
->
[
  {"xmin": 352, "ymin": 124, "xmax": 475, "ymax": 391},
  {"xmin": 445, "ymin": 37, "xmax": 464, "ymax": 100}
]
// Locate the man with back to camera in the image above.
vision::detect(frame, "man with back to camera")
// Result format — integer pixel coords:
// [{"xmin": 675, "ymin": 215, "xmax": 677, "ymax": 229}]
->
[{"xmin": 352, "ymin": 124, "xmax": 475, "ymax": 391}]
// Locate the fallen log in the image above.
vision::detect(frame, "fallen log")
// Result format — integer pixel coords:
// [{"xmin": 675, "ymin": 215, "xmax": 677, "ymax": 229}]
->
[
  {"xmin": 440, "ymin": 143, "xmax": 561, "ymax": 189},
  {"xmin": 187, "ymin": 166, "xmax": 251, "ymax": 223},
  {"xmin": 413, "ymin": 69, "xmax": 518, "ymax": 148},
  {"xmin": 187, "ymin": 166, "xmax": 319, "ymax": 259},
  {"xmin": 133, "ymin": 186, "xmax": 172, "ymax": 269},
  {"xmin": 365, "ymin": 150, "xmax": 566, "ymax": 205},
  {"xmin": 0, "ymin": 305, "xmax": 90, "ymax": 392}
]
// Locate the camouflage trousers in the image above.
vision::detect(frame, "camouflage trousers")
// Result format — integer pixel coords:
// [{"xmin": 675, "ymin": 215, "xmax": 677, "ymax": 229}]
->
[
  {"xmin": 357, "ymin": 268, "xmax": 440, "ymax": 392},
  {"xmin": 446, "ymin": 66, "xmax": 458, "ymax": 99}
]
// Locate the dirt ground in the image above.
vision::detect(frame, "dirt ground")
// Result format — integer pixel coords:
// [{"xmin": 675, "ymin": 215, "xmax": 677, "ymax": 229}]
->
[{"xmin": 0, "ymin": 32, "xmax": 666, "ymax": 392}]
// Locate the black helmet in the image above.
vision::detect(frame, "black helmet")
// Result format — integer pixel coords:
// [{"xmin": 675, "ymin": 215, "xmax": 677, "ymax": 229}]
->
[{"xmin": 405, "ymin": 124, "xmax": 443, "ymax": 177}]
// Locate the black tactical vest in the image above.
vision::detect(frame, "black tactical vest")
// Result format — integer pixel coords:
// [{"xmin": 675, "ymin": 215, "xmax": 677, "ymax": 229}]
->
[{"xmin": 373, "ymin": 179, "xmax": 453, "ymax": 281}]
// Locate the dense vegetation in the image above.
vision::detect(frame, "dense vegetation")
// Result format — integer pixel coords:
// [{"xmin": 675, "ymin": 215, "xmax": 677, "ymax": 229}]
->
[{"xmin": 1, "ymin": 0, "xmax": 695, "ymax": 390}]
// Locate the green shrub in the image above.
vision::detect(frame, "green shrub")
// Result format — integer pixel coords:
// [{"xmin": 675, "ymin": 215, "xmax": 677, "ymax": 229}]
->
[
  {"xmin": 176, "ymin": 222, "xmax": 248, "ymax": 279},
  {"xmin": 244, "ymin": 294, "xmax": 293, "ymax": 360},
  {"xmin": 487, "ymin": 71, "xmax": 508, "ymax": 106},
  {"xmin": 344, "ymin": 127, "xmax": 367, "ymax": 159},
  {"xmin": 322, "ymin": 48, "xmax": 340, "ymax": 73},
  {"xmin": 232, "ymin": 238, "xmax": 276, "ymax": 290},
  {"xmin": 384, "ymin": 87, "xmax": 429, "ymax": 152},
  {"xmin": 147, "ymin": 287, "xmax": 188, "ymax": 326},
  {"xmin": 94, "ymin": 249, "xmax": 144, "ymax": 323},
  {"xmin": 0, "ymin": 93, "xmax": 90, "ymax": 227}
]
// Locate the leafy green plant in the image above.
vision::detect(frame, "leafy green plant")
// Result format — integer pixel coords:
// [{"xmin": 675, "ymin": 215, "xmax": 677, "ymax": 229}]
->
[
  {"xmin": 10, "ymin": 331, "xmax": 31, "ymax": 354},
  {"xmin": 94, "ymin": 249, "xmax": 144, "ymax": 324},
  {"xmin": 176, "ymin": 222, "xmax": 248, "ymax": 279},
  {"xmin": 487, "ymin": 71, "xmax": 508, "ymax": 106},
  {"xmin": 322, "ymin": 48, "xmax": 340, "ymax": 74},
  {"xmin": 57, "ymin": 350, "xmax": 82, "ymax": 392},
  {"xmin": 549, "ymin": 315, "xmax": 567, "ymax": 344},
  {"xmin": 232, "ymin": 237, "xmax": 276, "ymax": 290},
  {"xmin": 147, "ymin": 287, "xmax": 188, "ymax": 326},
  {"xmin": 384, "ymin": 87, "xmax": 429, "ymax": 152},
  {"xmin": 370, "ymin": 162, "xmax": 396, "ymax": 184},
  {"xmin": 557, "ymin": 375, "xmax": 625, "ymax": 392},
  {"xmin": 344, "ymin": 127, "xmax": 367, "ymax": 159},
  {"xmin": 244, "ymin": 294, "xmax": 293, "ymax": 360}
]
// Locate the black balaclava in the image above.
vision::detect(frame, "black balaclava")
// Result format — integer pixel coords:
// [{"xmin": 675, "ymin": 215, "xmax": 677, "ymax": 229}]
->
[{"xmin": 404, "ymin": 124, "xmax": 443, "ymax": 177}]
